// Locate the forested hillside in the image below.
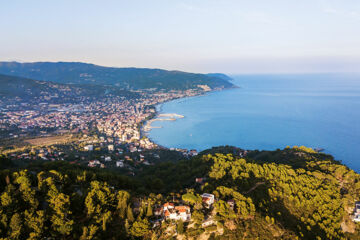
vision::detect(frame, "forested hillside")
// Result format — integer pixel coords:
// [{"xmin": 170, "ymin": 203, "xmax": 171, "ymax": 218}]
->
[
  {"xmin": 0, "ymin": 62, "xmax": 234, "ymax": 91},
  {"xmin": 0, "ymin": 74, "xmax": 139, "ymax": 102},
  {"xmin": 0, "ymin": 146, "xmax": 359, "ymax": 239}
]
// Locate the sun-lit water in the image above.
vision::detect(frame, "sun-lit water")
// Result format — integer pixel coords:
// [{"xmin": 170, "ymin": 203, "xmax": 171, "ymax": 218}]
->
[{"xmin": 149, "ymin": 74, "xmax": 360, "ymax": 171}]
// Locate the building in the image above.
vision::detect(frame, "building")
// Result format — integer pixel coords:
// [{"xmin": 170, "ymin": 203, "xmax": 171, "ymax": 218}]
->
[
  {"xmin": 195, "ymin": 177, "xmax": 205, "ymax": 184},
  {"xmin": 163, "ymin": 203, "xmax": 191, "ymax": 221},
  {"xmin": 201, "ymin": 193, "xmax": 215, "ymax": 206},
  {"xmin": 108, "ymin": 144, "xmax": 114, "ymax": 151},
  {"xmin": 227, "ymin": 199, "xmax": 235, "ymax": 210},
  {"xmin": 189, "ymin": 149, "xmax": 198, "ymax": 156},
  {"xmin": 84, "ymin": 145, "xmax": 93, "ymax": 151},
  {"xmin": 116, "ymin": 160, "xmax": 124, "ymax": 167},
  {"xmin": 88, "ymin": 160, "xmax": 100, "ymax": 167},
  {"xmin": 202, "ymin": 217, "xmax": 217, "ymax": 227},
  {"xmin": 105, "ymin": 156, "xmax": 112, "ymax": 162},
  {"xmin": 154, "ymin": 207, "xmax": 163, "ymax": 217},
  {"xmin": 353, "ymin": 201, "xmax": 360, "ymax": 222},
  {"xmin": 174, "ymin": 206, "xmax": 191, "ymax": 221}
]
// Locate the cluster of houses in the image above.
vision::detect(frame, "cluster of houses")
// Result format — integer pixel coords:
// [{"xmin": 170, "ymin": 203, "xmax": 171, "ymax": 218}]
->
[
  {"xmin": 6, "ymin": 147, "xmax": 65, "ymax": 162},
  {"xmin": 1, "ymin": 88, "xmax": 200, "ymax": 148},
  {"xmin": 155, "ymin": 203, "xmax": 192, "ymax": 222},
  {"xmin": 152, "ymin": 193, "xmax": 216, "ymax": 228}
]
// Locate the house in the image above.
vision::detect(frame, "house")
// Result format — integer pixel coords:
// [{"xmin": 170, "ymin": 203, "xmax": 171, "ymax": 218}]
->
[
  {"xmin": 227, "ymin": 199, "xmax": 235, "ymax": 210},
  {"xmin": 202, "ymin": 217, "xmax": 217, "ymax": 227},
  {"xmin": 84, "ymin": 145, "xmax": 93, "ymax": 151},
  {"xmin": 105, "ymin": 156, "xmax": 112, "ymax": 162},
  {"xmin": 88, "ymin": 160, "xmax": 100, "ymax": 167},
  {"xmin": 163, "ymin": 203, "xmax": 191, "ymax": 221},
  {"xmin": 353, "ymin": 201, "xmax": 360, "ymax": 222},
  {"xmin": 195, "ymin": 178, "xmax": 206, "ymax": 184},
  {"xmin": 108, "ymin": 144, "xmax": 114, "ymax": 151},
  {"xmin": 164, "ymin": 209, "xmax": 178, "ymax": 220},
  {"xmin": 163, "ymin": 202, "xmax": 175, "ymax": 211},
  {"xmin": 116, "ymin": 160, "xmax": 124, "ymax": 167},
  {"xmin": 189, "ymin": 149, "xmax": 198, "ymax": 156},
  {"xmin": 174, "ymin": 206, "xmax": 191, "ymax": 221},
  {"xmin": 201, "ymin": 193, "xmax": 215, "ymax": 206},
  {"xmin": 154, "ymin": 207, "xmax": 164, "ymax": 217},
  {"xmin": 143, "ymin": 161, "xmax": 151, "ymax": 166}
]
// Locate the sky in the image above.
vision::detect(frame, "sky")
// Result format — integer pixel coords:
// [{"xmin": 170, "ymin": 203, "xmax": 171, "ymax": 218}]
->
[{"xmin": 1, "ymin": 0, "xmax": 360, "ymax": 74}]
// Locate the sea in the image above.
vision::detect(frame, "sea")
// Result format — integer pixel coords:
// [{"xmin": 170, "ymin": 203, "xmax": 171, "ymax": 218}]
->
[{"xmin": 148, "ymin": 74, "xmax": 360, "ymax": 171}]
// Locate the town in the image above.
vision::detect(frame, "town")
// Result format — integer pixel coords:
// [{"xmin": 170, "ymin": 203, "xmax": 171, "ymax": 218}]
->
[{"xmin": 0, "ymin": 88, "xmax": 205, "ymax": 172}]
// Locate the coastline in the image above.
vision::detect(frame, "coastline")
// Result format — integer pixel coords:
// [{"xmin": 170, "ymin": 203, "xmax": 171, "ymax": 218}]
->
[
  {"xmin": 143, "ymin": 113, "xmax": 185, "ymax": 132},
  {"xmin": 139, "ymin": 86, "xmax": 238, "ymax": 150}
]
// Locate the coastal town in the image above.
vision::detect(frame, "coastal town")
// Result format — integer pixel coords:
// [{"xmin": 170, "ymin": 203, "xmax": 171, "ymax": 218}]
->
[{"xmin": 0, "ymin": 88, "xmax": 206, "ymax": 171}]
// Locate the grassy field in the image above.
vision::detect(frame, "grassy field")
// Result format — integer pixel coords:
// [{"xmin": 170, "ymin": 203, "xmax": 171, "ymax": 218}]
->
[{"xmin": 25, "ymin": 134, "xmax": 73, "ymax": 146}]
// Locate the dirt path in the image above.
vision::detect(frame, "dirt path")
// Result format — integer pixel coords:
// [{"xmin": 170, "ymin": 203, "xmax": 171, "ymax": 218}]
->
[{"xmin": 244, "ymin": 182, "xmax": 265, "ymax": 195}]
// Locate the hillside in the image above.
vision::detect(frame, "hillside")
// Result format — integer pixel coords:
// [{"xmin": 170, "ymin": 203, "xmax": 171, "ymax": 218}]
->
[
  {"xmin": 0, "ymin": 146, "xmax": 359, "ymax": 239},
  {"xmin": 0, "ymin": 62, "xmax": 234, "ymax": 91},
  {"xmin": 0, "ymin": 74, "xmax": 139, "ymax": 102}
]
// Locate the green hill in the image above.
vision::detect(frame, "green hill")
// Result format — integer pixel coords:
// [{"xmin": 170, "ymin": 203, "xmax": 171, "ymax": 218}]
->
[
  {"xmin": 0, "ymin": 146, "xmax": 359, "ymax": 239},
  {"xmin": 0, "ymin": 61, "xmax": 234, "ymax": 91},
  {"xmin": 0, "ymin": 73, "xmax": 139, "ymax": 102}
]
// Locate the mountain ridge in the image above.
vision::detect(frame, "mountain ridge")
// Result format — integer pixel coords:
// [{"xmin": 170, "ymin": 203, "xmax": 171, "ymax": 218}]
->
[
  {"xmin": 0, "ymin": 61, "xmax": 234, "ymax": 91},
  {"xmin": 0, "ymin": 73, "xmax": 140, "ymax": 102}
]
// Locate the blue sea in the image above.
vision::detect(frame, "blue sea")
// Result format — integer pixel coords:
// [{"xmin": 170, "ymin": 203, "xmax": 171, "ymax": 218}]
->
[{"xmin": 149, "ymin": 74, "xmax": 360, "ymax": 171}]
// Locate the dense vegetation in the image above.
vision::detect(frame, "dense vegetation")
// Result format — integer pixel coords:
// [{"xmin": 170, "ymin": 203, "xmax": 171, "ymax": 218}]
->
[
  {"xmin": 0, "ymin": 62, "xmax": 234, "ymax": 91},
  {"xmin": 0, "ymin": 74, "xmax": 140, "ymax": 102},
  {"xmin": 0, "ymin": 146, "xmax": 359, "ymax": 239}
]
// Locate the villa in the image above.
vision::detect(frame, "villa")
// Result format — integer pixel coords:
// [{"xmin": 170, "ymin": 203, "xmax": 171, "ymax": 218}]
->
[
  {"xmin": 163, "ymin": 203, "xmax": 191, "ymax": 221},
  {"xmin": 201, "ymin": 193, "xmax": 215, "ymax": 206}
]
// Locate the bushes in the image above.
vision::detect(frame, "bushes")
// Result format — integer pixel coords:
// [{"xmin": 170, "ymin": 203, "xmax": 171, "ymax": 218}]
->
[
  {"xmin": 205, "ymin": 225, "xmax": 218, "ymax": 232},
  {"xmin": 187, "ymin": 228, "xmax": 204, "ymax": 237}
]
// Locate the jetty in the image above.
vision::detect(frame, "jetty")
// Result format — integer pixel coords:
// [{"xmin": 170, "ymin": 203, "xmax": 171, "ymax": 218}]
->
[{"xmin": 143, "ymin": 113, "xmax": 184, "ymax": 132}]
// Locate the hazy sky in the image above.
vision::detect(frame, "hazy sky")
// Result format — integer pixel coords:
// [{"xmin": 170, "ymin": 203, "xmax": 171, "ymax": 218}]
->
[{"xmin": 1, "ymin": 0, "xmax": 360, "ymax": 73}]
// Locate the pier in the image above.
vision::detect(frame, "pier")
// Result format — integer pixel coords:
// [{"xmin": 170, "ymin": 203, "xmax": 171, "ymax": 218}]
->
[{"xmin": 143, "ymin": 113, "xmax": 184, "ymax": 132}]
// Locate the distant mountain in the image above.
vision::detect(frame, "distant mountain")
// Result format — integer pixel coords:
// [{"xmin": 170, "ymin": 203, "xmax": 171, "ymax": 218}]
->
[
  {"xmin": 0, "ymin": 62, "xmax": 235, "ymax": 91},
  {"xmin": 206, "ymin": 73, "xmax": 233, "ymax": 81},
  {"xmin": 0, "ymin": 74, "xmax": 139, "ymax": 102}
]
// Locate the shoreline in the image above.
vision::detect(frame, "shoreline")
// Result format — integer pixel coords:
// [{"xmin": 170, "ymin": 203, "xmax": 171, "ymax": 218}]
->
[
  {"xmin": 139, "ymin": 86, "xmax": 237, "ymax": 150},
  {"xmin": 143, "ymin": 113, "xmax": 185, "ymax": 132}
]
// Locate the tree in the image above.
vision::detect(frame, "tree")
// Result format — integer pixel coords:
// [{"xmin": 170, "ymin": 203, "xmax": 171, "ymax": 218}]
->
[
  {"xmin": 9, "ymin": 213, "xmax": 23, "ymax": 239},
  {"xmin": 192, "ymin": 210, "xmax": 204, "ymax": 224},
  {"xmin": 214, "ymin": 200, "xmax": 236, "ymax": 220},
  {"xmin": 80, "ymin": 224, "xmax": 99, "ymax": 240},
  {"xmin": 182, "ymin": 193, "xmax": 201, "ymax": 205},
  {"xmin": 177, "ymin": 220, "xmax": 184, "ymax": 234},
  {"xmin": 117, "ymin": 190, "xmax": 130, "ymax": 219},
  {"xmin": 24, "ymin": 210, "xmax": 45, "ymax": 240},
  {"xmin": 130, "ymin": 218, "xmax": 150, "ymax": 237},
  {"xmin": 127, "ymin": 205, "xmax": 134, "ymax": 223},
  {"xmin": 146, "ymin": 203, "xmax": 153, "ymax": 217},
  {"xmin": 47, "ymin": 187, "xmax": 73, "ymax": 235}
]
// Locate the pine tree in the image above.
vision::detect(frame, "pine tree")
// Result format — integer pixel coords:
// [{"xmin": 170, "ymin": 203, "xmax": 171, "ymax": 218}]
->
[
  {"xmin": 146, "ymin": 203, "xmax": 153, "ymax": 217},
  {"xmin": 177, "ymin": 220, "xmax": 184, "ymax": 234},
  {"xmin": 9, "ymin": 213, "xmax": 23, "ymax": 239},
  {"xmin": 127, "ymin": 205, "xmax": 134, "ymax": 223}
]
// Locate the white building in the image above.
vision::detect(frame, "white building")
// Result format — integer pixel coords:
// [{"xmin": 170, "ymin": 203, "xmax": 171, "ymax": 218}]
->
[
  {"xmin": 201, "ymin": 193, "xmax": 215, "ymax": 206},
  {"xmin": 108, "ymin": 144, "xmax": 114, "ymax": 151},
  {"xmin": 163, "ymin": 203, "xmax": 191, "ymax": 222},
  {"xmin": 116, "ymin": 160, "xmax": 124, "ymax": 167},
  {"xmin": 353, "ymin": 201, "xmax": 360, "ymax": 222},
  {"xmin": 88, "ymin": 160, "xmax": 100, "ymax": 167},
  {"xmin": 84, "ymin": 145, "xmax": 94, "ymax": 151}
]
